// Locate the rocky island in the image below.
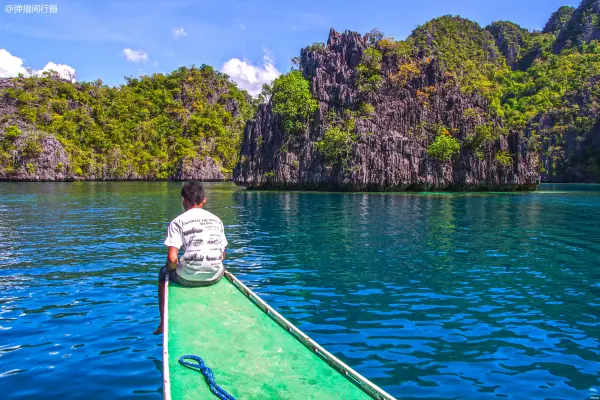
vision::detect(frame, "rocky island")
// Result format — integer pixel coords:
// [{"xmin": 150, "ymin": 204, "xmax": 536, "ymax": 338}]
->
[
  {"xmin": 0, "ymin": 67, "xmax": 254, "ymax": 181},
  {"xmin": 1, "ymin": 0, "xmax": 600, "ymax": 190},
  {"xmin": 234, "ymin": 0, "xmax": 600, "ymax": 190},
  {"xmin": 234, "ymin": 29, "xmax": 538, "ymax": 191}
]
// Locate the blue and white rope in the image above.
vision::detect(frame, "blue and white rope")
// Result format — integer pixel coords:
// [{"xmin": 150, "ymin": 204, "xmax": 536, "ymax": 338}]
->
[{"xmin": 178, "ymin": 355, "xmax": 236, "ymax": 400}]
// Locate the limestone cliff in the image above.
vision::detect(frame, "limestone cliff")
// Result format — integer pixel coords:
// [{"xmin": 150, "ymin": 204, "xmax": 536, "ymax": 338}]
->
[
  {"xmin": 234, "ymin": 29, "xmax": 539, "ymax": 191},
  {"xmin": 0, "ymin": 65, "xmax": 253, "ymax": 181},
  {"xmin": 554, "ymin": 0, "xmax": 600, "ymax": 51}
]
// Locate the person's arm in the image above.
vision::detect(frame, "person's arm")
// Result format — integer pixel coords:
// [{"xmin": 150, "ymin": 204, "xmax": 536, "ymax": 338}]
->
[
  {"xmin": 164, "ymin": 221, "xmax": 182, "ymax": 270},
  {"xmin": 167, "ymin": 246, "xmax": 179, "ymax": 271}
]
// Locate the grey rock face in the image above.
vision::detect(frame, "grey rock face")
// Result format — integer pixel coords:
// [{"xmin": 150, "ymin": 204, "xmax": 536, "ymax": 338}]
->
[
  {"xmin": 172, "ymin": 156, "xmax": 226, "ymax": 181},
  {"xmin": 543, "ymin": 6, "xmax": 576, "ymax": 36},
  {"xmin": 536, "ymin": 94, "xmax": 600, "ymax": 183},
  {"xmin": 0, "ymin": 131, "xmax": 71, "ymax": 181},
  {"xmin": 487, "ymin": 22, "xmax": 530, "ymax": 70},
  {"xmin": 555, "ymin": 0, "xmax": 600, "ymax": 51},
  {"xmin": 234, "ymin": 29, "xmax": 539, "ymax": 191}
]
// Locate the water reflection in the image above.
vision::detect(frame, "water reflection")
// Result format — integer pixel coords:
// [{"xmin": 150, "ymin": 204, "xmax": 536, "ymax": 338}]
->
[{"xmin": 0, "ymin": 182, "xmax": 599, "ymax": 399}]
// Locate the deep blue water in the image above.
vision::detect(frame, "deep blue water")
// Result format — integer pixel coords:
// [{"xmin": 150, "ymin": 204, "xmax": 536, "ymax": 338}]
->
[{"xmin": 0, "ymin": 182, "xmax": 599, "ymax": 399}]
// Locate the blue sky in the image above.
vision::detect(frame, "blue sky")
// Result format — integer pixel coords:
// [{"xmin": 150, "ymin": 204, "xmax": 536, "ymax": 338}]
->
[{"xmin": 0, "ymin": 0, "xmax": 579, "ymax": 94}]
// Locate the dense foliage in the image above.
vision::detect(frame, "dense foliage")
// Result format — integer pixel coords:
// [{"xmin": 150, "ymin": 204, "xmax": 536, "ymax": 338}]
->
[
  {"xmin": 4, "ymin": 0, "xmax": 600, "ymax": 182},
  {"xmin": 349, "ymin": 0, "xmax": 600, "ymax": 180},
  {"xmin": 543, "ymin": 6, "xmax": 576, "ymax": 36},
  {"xmin": 555, "ymin": 0, "xmax": 600, "ymax": 51},
  {"xmin": 411, "ymin": 16, "xmax": 507, "ymax": 102},
  {"xmin": 270, "ymin": 70, "xmax": 318, "ymax": 136},
  {"xmin": 0, "ymin": 65, "xmax": 254, "ymax": 179},
  {"xmin": 427, "ymin": 131, "xmax": 461, "ymax": 161},
  {"xmin": 356, "ymin": 48, "xmax": 384, "ymax": 91},
  {"xmin": 496, "ymin": 150, "xmax": 514, "ymax": 167},
  {"xmin": 316, "ymin": 113, "xmax": 357, "ymax": 166},
  {"xmin": 500, "ymin": 42, "xmax": 600, "ymax": 130}
]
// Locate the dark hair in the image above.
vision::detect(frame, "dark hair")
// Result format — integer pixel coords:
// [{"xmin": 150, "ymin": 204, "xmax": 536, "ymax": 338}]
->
[{"xmin": 181, "ymin": 181, "xmax": 206, "ymax": 205}]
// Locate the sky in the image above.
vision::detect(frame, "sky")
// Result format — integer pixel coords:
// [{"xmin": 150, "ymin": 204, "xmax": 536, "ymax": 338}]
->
[{"xmin": 0, "ymin": 0, "xmax": 580, "ymax": 96}]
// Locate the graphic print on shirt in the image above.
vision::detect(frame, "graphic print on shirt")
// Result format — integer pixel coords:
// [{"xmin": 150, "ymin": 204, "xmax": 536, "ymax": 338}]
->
[
  {"xmin": 183, "ymin": 253, "xmax": 205, "ymax": 262},
  {"xmin": 183, "ymin": 227, "xmax": 203, "ymax": 236},
  {"xmin": 207, "ymin": 235, "xmax": 224, "ymax": 246},
  {"xmin": 164, "ymin": 208, "xmax": 228, "ymax": 281}
]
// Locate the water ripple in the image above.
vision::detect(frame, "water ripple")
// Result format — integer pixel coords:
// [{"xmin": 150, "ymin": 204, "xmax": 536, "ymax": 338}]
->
[{"xmin": 0, "ymin": 182, "xmax": 599, "ymax": 399}]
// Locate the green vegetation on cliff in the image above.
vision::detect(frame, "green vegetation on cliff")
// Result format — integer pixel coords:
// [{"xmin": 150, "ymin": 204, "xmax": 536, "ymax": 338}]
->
[
  {"xmin": 356, "ymin": 48, "xmax": 384, "ymax": 91},
  {"xmin": 412, "ymin": 16, "xmax": 504, "ymax": 82},
  {"xmin": 3, "ymin": 0, "xmax": 600, "ymax": 183},
  {"xmin": 554, "ymin": 0, "xmax": 600, "ymax": 51},
  {"xmin": 427, "ymin": 130, "xmax": 461, "ymax": 161},
  {"xmin": 270, "ymin": 70, "xmax": 318, "ymax": 136},
  {"xmin": 500, "ymin": 41, "xmax": 600, "ymax": 130},
  {"xmin": 351, "ymin": 1, "xmax": 600, "ymax": 180},
  {"xmin": 1, "ymin": 65, "xmax": 254, "ymax": 179},
  {"xmin": 316, "ymin": 113, "xmax": 357, "ymax": 166},
  {"xmin": 544, "ymin": 6, "xmax": 576, "ymax": 36}
]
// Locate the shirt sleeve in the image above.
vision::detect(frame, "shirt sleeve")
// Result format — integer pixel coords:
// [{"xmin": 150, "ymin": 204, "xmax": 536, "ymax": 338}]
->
[
  {"xmin": 221, "ymin": 220, "xmax": 228, "ymax": 250},
  {"xmin": 164, "ymin": 220, "xmax": 183, "ymax": 249}
]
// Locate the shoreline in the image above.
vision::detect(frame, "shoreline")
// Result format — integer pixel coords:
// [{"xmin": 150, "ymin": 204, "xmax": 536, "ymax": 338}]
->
[{"xmin": 1, "ymin": 180, "xmax": 599, "ymax": 194}]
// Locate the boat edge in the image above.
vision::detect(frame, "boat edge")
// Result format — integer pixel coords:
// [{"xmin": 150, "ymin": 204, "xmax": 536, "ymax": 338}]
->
[
  {"xmin": 163, "ymin": 275, "xmax": 172, "ymax": 400},
  {"xmin": 224, "ymin": 271, "xmax": 397, "ymax": 400}
]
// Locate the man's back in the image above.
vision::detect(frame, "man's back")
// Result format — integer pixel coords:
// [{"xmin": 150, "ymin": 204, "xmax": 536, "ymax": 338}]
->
[
  {"xmin": 155, "ymin": 181, "xmax": 227, "ymax": 335},
  {"xmin": 164, "ymin": 207, "xmax": 228, "ymax": 282}
]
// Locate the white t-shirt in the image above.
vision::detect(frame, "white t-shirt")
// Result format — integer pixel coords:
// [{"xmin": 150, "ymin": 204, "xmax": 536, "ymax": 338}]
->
[{"xmin": 164, "ymin": 208, "xmax": 228, "ymax": 281}]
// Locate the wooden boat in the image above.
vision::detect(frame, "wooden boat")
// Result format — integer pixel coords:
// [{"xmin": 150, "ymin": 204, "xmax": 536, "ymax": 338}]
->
[{"xmin": 162, "ymin": 271, "xmax": 396, "ymax": 400}]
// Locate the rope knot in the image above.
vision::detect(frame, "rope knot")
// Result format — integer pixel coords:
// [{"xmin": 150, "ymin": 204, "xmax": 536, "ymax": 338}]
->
[{"xmin": 178, "ymin": 355, "xmax": 236, "ymax": 400}]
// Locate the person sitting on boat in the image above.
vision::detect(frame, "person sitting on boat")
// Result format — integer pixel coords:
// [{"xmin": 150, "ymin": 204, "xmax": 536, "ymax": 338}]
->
[{"xmin": 154, "ymin": 181, "xmax": 228, "ymax": 335}]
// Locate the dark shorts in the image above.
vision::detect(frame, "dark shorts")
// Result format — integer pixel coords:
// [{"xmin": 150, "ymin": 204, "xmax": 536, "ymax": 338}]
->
[{"xmin": 158, "ymin": 265, "xmax": 223, "ymax": 287}]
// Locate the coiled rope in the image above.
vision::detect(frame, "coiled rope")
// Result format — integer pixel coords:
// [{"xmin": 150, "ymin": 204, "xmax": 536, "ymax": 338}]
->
[{"xmin": 178, "ymin": 355, "xmax": 236, "ymax": 400}]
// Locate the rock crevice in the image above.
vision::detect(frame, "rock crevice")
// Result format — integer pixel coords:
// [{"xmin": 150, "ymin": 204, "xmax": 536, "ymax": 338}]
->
[{"xmin": 234, "ymin": 29, "xmax": 539, "ymax": 191}]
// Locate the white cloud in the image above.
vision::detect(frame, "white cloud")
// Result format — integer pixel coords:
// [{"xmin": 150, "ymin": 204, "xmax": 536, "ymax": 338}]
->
[
  {"xmin": 0, "ymin": 49, "xmax": 29, "ymax": 78},
  {"xmin": 220, "ymin": 52, "xmax": 280, "ymax": 97},
  {"xmin": 123, "ymin": 48, "xmax": 148, "ymax": 63},
  {"xmin": 172, "ymin": 27, "xmax": 187, "ymax": 39},
  {"xmin": 38, "ymin": 62, "xmax": 76, "ymax": 82},
  {"xmin": 0, "ymin": 49, "xmax": 76, "ymax": 82}
]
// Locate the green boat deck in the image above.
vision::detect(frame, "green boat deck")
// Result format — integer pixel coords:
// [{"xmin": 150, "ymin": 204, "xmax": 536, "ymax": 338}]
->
[{"xmin": 165, "ymin": 275, "xmax": 378, "ymax": 399}]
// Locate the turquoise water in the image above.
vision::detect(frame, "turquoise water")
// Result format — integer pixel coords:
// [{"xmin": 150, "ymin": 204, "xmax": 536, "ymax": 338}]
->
[{"xmin": 0, "ymin": 182, "xmax": 599, "ymax": 399}]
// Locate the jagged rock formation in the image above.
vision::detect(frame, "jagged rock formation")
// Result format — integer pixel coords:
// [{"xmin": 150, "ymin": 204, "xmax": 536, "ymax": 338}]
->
[
  {"xmin": 3, "ymin": 0, "xmax": 600, "ymax": 186},
  {"xmin": 544, "ymin": 6, "xmax": 576, "ymax": 36},
  {"xmin": 0, "ymin": 131, "xmax": 71, "ymax": 181},
  {"xmin": 555, "ymin": 0, "xmax": 600, "ymax": 51},
  {"xmin": 236, "ymin": 0, "xmax": 600, "ymax": 190},
  {"xmin": 172, "ymin": 155, "xmax": 226, "ymax": 181},
  {"xmin": 234, "ymin": 29, "xmax": 539, "ymax": 191},
  {"xmin": 488, "ymin": 22, "xmax": 530, "ymax": 69}
]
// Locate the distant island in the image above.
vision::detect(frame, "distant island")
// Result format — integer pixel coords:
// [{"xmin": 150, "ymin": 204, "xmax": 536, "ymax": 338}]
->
[
  {"xmin": 2, "ymin": 0, "xmax": 600, "ymax": 191},
  {"xmin": 0, "ymin": 67, "xmax": 254, "ymax": 181}
]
